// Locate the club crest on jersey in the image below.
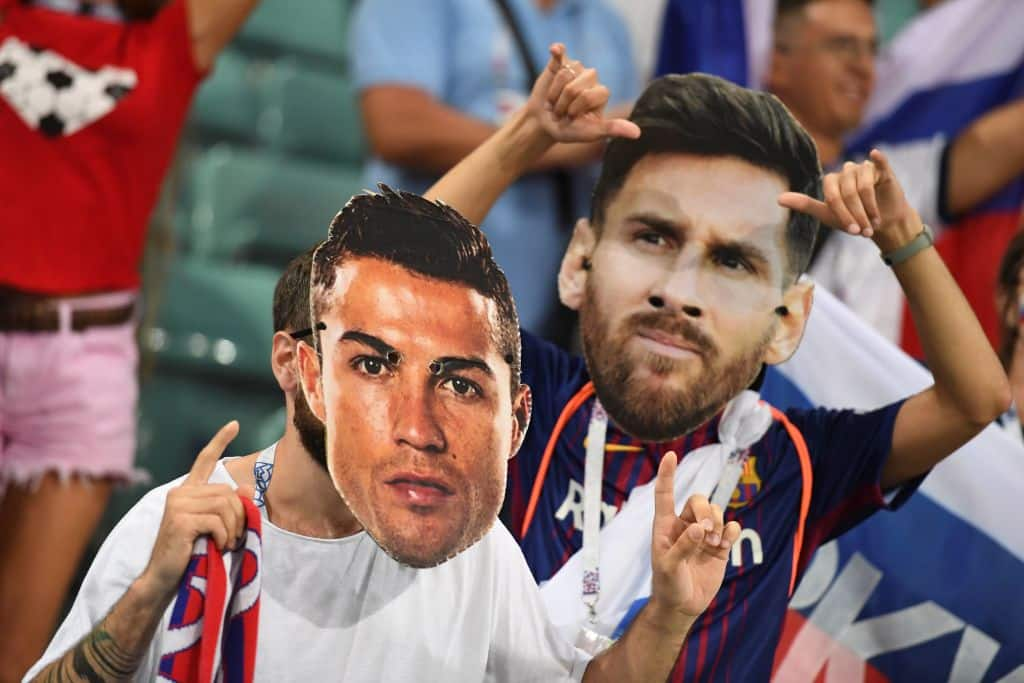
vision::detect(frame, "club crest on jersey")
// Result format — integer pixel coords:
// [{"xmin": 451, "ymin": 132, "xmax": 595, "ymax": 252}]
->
[{"xmin": 728, "ymin": 456, "xmax": 761, "ymax": 509}]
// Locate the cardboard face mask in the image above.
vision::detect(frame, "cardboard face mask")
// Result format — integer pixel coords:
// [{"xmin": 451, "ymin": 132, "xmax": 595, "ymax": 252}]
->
[{"xmin": 304, "ymin": 189, "xmax": 524, "ymax": 568}]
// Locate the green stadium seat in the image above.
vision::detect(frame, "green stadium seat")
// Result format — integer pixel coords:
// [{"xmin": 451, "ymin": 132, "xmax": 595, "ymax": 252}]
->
[
  {"xmin": 238, "ymin": 0, "xmax": 350, "ymax": 66},
  {"xmin": 189, "ymin": 49, "xmax": 268, "ymax": 142},
  {"xmin": 143, "ymin": 255, "xmax": 279, "ymax": 382},
  {"xmin": 185, "ymin": 145, "xmax": 365, "ymax": 267},
  {"xmin": 260, "ymin": 61, "xmax": 364, "ymax": 165}
]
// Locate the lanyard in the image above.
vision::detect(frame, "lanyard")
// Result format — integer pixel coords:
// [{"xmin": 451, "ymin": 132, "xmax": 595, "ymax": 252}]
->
[{"xmin": 581, "ymin": 399, "xmax": 608, "ymax": 620}]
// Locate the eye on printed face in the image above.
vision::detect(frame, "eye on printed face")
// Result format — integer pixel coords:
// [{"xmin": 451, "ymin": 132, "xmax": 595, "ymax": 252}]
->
[
  {"xmin": 580, "ymin": 154, "xmax": 790, "ymax": 441},
  {"xmin": 315, "ymin": 257, "xmax": 519, "ymax": 567}
]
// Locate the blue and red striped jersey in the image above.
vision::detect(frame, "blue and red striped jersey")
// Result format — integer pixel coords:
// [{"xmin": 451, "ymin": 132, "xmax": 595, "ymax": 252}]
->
[{"xmin": 508, "ymin": 331, "xmax": 917, "ymax": 681}]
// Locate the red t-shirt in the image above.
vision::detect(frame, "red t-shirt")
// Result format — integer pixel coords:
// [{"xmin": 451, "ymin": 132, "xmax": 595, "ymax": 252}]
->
[{"xmin": 0, "ymin": 0, "xmax": 205, "ymax": 294}]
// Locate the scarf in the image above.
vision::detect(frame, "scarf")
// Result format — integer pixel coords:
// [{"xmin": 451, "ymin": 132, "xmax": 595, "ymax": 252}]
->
[{"xmin": 157, "ymin": 495, "xmax": 263, "ymax": 683}]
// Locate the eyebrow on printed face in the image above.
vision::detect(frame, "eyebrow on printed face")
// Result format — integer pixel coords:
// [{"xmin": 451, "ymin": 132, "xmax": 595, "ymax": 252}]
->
[
  {"xmin": 625, "ymin": 212, "xmax": 775, "ymax": 277},
  {"xmin": 339, "ymin": 330, "xmax": 496, "ymax": 378}
]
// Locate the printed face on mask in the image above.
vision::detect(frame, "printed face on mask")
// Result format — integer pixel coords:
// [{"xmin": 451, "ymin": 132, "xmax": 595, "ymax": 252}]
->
[
  {"xmin": 300, "ymin": 257, "xmax": 528, "ymax": 567},
  {"xmin": 574, "ymin": 154, "xmax": 798, "ymax": 441}
]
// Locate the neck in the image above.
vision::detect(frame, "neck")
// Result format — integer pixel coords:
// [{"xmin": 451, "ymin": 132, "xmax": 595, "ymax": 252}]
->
[
  {"xmin": 264, "ymin": 427, "xmax": 362, "ymax": 539},
  {"xmin": 534, "ymin": 0, "xmax": 558, "ymax": 11},
  {"xmin": 807, "ymin": 126, "xmax": 843, "ymax": 169}
]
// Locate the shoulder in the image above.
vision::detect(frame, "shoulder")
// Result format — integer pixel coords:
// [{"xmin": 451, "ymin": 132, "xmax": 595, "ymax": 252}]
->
[
  {"xmin": 520, "ymin": 329, "xmax": 589, "ymax": 408},
  {"xmin": 765, "ymin": 402, "xmax": 905, "ymax": 457}
]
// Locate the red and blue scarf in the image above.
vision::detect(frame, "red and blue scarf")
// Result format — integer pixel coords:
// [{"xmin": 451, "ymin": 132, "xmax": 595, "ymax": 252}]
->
[{"xmin": 158, "ymin": 496, "xmax": 262, "ymax": 683}]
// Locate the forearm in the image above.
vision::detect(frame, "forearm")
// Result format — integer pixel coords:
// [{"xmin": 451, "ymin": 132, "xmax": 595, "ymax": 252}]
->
[
  {"xmin": 424, "ymin": 107, "xmax": 556, "ymax": 224},
  {"xmin": 946, "ymin": 99, "xmax": 1024, "ymax": 216},
  {"xmin": 883, "ymin": 215, "xmax": 1009, "ymax": 421},
  {"xmin": 582, "ymin": 601, "xmax": 694, "ymax": 682},
  {"xmin": 33, "ymin": 576, "xmax": 174, "ymax": 682}
]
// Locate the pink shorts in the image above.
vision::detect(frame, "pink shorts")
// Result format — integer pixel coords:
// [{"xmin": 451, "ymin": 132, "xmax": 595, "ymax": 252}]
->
[{"xmin": 0, "ymin": 291, "xmax": 144, "ymax": 489}]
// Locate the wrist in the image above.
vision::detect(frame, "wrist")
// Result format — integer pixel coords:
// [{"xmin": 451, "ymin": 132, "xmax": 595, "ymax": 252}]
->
[
  {"xmin": 498, "ymin": 108, "xmax": 556, "ymax": 175},
  {"xmin": 643, "ymin": 597, "xmax": 698, "ymax": 637},
  {"xmin": 872, "ymin": 211, "xmax": 925, "ymax": 253},
  {"xmin": 133, "ymin": 569, "xmax": 179, "ymax": 607}
]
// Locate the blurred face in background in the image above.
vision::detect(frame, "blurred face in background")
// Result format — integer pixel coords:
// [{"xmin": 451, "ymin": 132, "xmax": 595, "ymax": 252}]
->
[{"xmin": 768, "ymin": 0, "xmax": 878, "ymax": 141}]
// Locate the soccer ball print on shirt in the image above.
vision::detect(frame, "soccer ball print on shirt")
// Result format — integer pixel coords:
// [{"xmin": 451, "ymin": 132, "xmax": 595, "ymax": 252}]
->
[{"xmin": 0, "ymin": 36, "xmax": 137, "ymax": 138}]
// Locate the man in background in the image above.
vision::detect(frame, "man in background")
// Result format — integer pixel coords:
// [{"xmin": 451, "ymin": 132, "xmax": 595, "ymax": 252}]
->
[{"xmin": 350, "ymin": 0, "xmax": 638, "ymax": 346}]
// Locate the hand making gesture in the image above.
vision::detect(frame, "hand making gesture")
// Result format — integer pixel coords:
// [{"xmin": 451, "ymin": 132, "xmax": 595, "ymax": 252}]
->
[
  {"xmin": 525, "ymin": 43, "xmax": 640, "ymax": 145},
  {"xmin": 141, "ymin": 421, "xmax": 254, "ymax": 600},
  {"xmin": 779, "ymin": 148, "xmax": 925, "ymax": 253},
  {"xmin": 650, "ymin": 453, "xmax": 741, "ymax": 619}
]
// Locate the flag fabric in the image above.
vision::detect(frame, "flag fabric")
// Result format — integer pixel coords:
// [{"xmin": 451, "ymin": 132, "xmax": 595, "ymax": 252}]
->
[
  {"xmin": 158, "ymin": 496, "xmax": 262, "ymax": 683},
  {"xmin": 655, "ymin": 0, "xmax": 1024, "ymax": 355},
  {"xmin": 763, "ymin": 286, "xmax": 1024, "ymax": 682},
  {"xmin": 539, "ymin": 285, "xmax": 1024, "ymax": 681}
]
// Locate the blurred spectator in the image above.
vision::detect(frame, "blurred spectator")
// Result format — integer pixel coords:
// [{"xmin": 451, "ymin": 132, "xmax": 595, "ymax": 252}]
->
[
  {"xmin": 995, "ymin": 228, "xmax": 1024, "ymax": 444},
  {"xmin": 0, "ymin": 0, "xmax": 259, "ymax": 676},
  {"xmin": 351, "ymin": 0, "xmax": 638, "ymax": 346},
  {"xmin": 764, "ymin": 0, "xmax": 1024, "ymax": 346}
]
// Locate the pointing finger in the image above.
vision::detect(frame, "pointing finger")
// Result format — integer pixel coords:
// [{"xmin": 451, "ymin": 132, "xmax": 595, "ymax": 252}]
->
[
  {"xmin": 868, "ymin": 148, "xmax": 892, "ymax": 181},
  {"xmin": 653, "ymin": 452, "xmax": 677, "ymax": 520},
  {"xmin": 185, "ymin": 420, "xmax": 239, "ymax": 486}
]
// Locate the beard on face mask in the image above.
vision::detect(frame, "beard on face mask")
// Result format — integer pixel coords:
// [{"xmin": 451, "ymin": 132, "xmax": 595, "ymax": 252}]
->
[
  {"xmin": 580, "ymin": 296, "xmax": 771, "ymax": 442},
  {"xmin": 293, "ymin": 387, "xmax": 328, "ymax": 471}
]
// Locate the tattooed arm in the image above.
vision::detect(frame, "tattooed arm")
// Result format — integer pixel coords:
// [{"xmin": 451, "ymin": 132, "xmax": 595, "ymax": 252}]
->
[{"xmin": 33, "ymin": 577, "xmax": 173, "ymax": 682}]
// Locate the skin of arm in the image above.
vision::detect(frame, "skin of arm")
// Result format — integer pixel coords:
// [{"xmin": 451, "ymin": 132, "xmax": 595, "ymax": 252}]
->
[
  {"xmin": 33, "ymin": 577, "xmax": 175, "ymax": 683},
  {"xmin": 425, "ymin": 45, "xmax": 638, "ymax": 222},
  {"xmin": 185, "ymin": 0, "xmax": 263, "ymax": 72},
  {"xmin": 779, "ymin": 151, "xmax": 1013, "ymax": 490},
  {"xmin": 945, "ymin": 99, "xmax": 1024, "ymax": 217},
  {"xmin": 361, "ymin": 85, "xmax": 607, "ymax": 177}
]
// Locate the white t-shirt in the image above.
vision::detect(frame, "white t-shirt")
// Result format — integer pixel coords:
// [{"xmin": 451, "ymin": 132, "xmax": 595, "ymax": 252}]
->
[
  {"xmin": 810, "ymin": 134, "xmax": 947, "ymax": 344},
  {"xmin": 26, "ymin": 459, "xmax": 591, "ymax": 682}
]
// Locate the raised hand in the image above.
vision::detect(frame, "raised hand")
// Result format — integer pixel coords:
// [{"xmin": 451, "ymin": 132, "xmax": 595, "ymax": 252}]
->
[
  {"xmin": 650, "ymin": 453, "xmax": 740, "ymax": 618},
  {"xmin": 525, "ymin": 43, "xmax": 640, "ymax": 145},
  {"xmin": 140, "ymin": 421, "xmax": 253, "ymax": 598},
  {"xmin": 778, "ymin": 149, "xmax": 922, "ymax": 249}
]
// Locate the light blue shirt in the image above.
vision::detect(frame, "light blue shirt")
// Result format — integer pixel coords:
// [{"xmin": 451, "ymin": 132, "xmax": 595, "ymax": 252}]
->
[{"xmin": 350, "ymin": 0, "xmax": 638, "ymax": 333}]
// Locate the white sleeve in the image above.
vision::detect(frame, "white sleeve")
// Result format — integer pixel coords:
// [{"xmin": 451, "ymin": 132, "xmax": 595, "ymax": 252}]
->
[
  {"xmin": 22, "ymin": 486, "xmax": 171, "ymax": 681},
  {"xmin": 877, "ymin": 135, "xmax": 948, "ymax": 232},
  {"xmin": 486, "ymin": 526, "xmax": 592, "ymax": 683}
]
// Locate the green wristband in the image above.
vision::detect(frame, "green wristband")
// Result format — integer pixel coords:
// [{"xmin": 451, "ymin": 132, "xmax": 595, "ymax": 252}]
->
[{"xmin": 881, "ymin": 224, "xmax": 934, "ymax": 266}]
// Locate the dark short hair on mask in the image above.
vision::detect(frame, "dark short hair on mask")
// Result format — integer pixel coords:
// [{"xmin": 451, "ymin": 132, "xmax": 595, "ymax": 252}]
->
[
  {"xmin": 310, "ymin": 185, "xmax": 522, "ymax": 393},
  {"xmin": 592, "ymin": 73, "xmax": 823, "ymax": 285}
]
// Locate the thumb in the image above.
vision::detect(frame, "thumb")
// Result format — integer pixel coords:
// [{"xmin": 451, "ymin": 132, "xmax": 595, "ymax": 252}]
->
[
  {"xmin": 778, "ymin": 192, "xmax": 836, "ymax": 228},
  {"xmin": 603, "ymin": 118, "xmax": 641, "ymax": 140}
]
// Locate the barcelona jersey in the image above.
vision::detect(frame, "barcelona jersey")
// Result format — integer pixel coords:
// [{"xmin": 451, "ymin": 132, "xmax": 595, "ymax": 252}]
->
[{"xmin": 506, "ymin": 331, "xmax": 919, "ymax": 681}]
